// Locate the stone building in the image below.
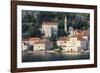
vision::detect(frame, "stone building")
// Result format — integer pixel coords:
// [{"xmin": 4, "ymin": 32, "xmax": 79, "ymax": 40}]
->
[
  {"xmin": 42, "ymin": 21, "xmax": 58, "ymax": 37},
  {"xmin": 28, "ymin": 37, "xmax": 53, "ymax": 51}
]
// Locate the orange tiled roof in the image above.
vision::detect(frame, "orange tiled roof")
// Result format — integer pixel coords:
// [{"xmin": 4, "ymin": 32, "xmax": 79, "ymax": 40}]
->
[
  {"xmin": 42, "ymin": 21, "xmax": 58, "ymax": 25},
  {"xmin": 57, "ymin": 36, "xmax": 70, "ymax": 41},
  {"xmin": 34, "ymin": 40, "xmax": 45, "ymax": 44},
  {"xmin": 29, "ymin": 37, "xmax": 41, "ymax": 41},
  {"xmin": 57, "ymin": 30, "xmax": 89, "ymax": 41},
  {"xmin": 34, "ymin": 40, "xmax": 53, "ymax": 44}
]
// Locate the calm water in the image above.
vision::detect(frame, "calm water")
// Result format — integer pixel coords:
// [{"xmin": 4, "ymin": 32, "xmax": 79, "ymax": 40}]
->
[{"xmin": 22, "ymin": 52, "xmax": 90, "ymax": 62}]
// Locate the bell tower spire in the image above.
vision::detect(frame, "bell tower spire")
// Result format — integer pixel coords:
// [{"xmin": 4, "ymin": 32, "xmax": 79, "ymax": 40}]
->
[{"xmin": 64, "ymin": 16, "xmax": 67, "ymax": 32}]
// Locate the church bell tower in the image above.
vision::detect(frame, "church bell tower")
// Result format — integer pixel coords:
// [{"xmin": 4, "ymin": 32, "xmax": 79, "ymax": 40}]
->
[{"xmin": 64, "ymin": 16, "xmax": 67, "ymax": 32}]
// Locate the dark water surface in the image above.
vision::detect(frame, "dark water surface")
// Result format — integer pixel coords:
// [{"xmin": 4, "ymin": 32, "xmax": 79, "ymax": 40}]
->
[{"xmin": 22, "ymin": 52, "xmax": 90, "ymax": 62}]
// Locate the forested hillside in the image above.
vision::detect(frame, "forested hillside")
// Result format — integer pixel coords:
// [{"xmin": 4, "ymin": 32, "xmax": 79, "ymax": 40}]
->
[{"xmin": 22, "ymin": 10, "xmax": 90, "ymax": 38}]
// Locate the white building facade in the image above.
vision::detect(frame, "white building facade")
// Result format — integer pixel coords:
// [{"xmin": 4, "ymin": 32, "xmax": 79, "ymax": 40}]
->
[
  {"xmin": 22, "ymin": 43, "xmax": 28, "ymax": 51},
  {"xmin": 22, "ymin": 39, "xmax": 29, "ymax": 51},
  {"xmin": 33, "ymin": 42, "xmax": 45, "ymax": 51},
  {"xmin": 57, "ymin": 36, "xmax": 81, "ymax": 52},
  {"xmin": 28, "ymin": 37, "xmax": 53, "ymax": 51},
  {"xmin": 42, "ymin": 21, "xmax": 58, "ymax": 37},
  {"xmin": 33, "ymin": 41, "xmax": 53, "ymax": 51}
]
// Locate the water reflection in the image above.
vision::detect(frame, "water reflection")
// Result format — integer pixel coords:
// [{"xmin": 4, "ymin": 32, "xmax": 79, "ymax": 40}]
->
[{"xmin": 22, "ymin": 51, "xmax": 90, "ymax": 62}]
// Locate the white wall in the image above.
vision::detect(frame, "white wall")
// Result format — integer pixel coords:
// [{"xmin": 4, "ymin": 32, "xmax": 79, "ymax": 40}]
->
[{"xmin": 0, "ymin": 0, "xmax": 100, "ymax": 73}]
